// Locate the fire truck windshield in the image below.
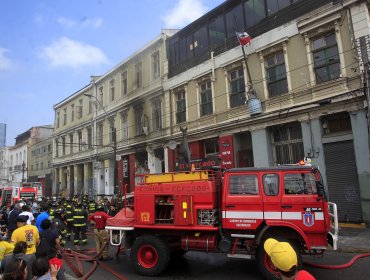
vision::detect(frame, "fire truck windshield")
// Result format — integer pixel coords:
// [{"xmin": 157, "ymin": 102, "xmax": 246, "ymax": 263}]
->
[{"xmin": 284, "ymin": 173, "xmax": 317, "ymax": 195}]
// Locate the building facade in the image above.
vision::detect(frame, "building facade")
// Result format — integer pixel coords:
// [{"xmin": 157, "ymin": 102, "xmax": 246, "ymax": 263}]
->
[
  {"xmin": 52, "ymin": 0, "xmax": 370, "ymax": 225},
  {"xmin": 0, "ymin": 147, "xmax": 9, "ymax": 184},
  {"xmin": 28, "ymin": 136, "xmax": 54, "ymax": 197},
  {"xmin": 52, "ymin": 30, "xmax": 177, "ymax": 199}
]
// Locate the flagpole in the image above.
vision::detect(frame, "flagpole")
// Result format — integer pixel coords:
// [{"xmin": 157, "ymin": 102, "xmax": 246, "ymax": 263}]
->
[{"xmin": 240, "ymin": 44, "xmax": 257, "ymax": 99}]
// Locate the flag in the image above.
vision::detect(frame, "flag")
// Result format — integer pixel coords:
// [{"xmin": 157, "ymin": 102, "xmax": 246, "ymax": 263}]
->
[{"xmin": 236, "ymin": 31, "xmax": 251, "ymax": 46}]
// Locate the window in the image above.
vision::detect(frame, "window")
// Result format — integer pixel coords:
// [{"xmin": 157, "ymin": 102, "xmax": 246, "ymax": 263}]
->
[
  {"xmin": 209, "ymin": 15, "xmax": 225, "ymax": 50},
  {"xmin": 175, "ymin": 90, "xmax": 186, "ymax": 124},
  {"xmin": 312, "ymin": 32, "xmax": 340, "ymax": 83},
  {"xmin": 244, "ymin": 0, "xmax": 266, "ymax": 28},
  {"xmin": 98, "ymin": 86, "xmax": 104, "ymax": 108},
  {"xmin": 63, "ymin": 108, "xmax": 67, "ymax": 126},
  {"xmin": 109, "ymin": 79, "xmax": 115, "ymax": 101},
  {"xmin": 266, "ymin": 51, "xmax": 288, "ymax": 97},
  {"xmin": 284, "ymin": 173, "xmax": 318, "ymax": 195},
  {"xmin": 263, "ymin": 174, "xmax": 279, "ymax": 196},
  {"xmin": 109, "ymin": 119, "xmax": 116, "ymax": 144},
  {"xmin": 204, "ymin": 138, "xmax": 219, "ymax": 156},
  {"xmin": 97, "ymin": 122, "xmax": 103, "ymax": 146},
  {"xmin": 121, "ymin": 113, "xmax": 128, "ymax": 140},
  {"xmin": 71, "ymin": 104, "xmax": 74, "ymax": 122},
  {"xmin": 321, "ymin": 112, "xmax": 352, "ymax": 135},
  {"xmin": 55, "ymin": 139, "xmax": 59, "ymax": 157},
  {"xmin": 229, "ymin": 175, "xmax": 259, "ymax": 195},
  {"xmin": 266, "ymin": 0, "xmax": 291, "ymax": 16},
  {"xmin": 135, "ymin": 62, "xmax": 142, "ymax": 89},
  {"xmin": 152, "ymin": 99, "xmax": 162, "ymax": 130},
  {"xmin": 56, "ymin": 112, "xmax": 60, "ymax": 128},
  {"xmin": 271, "ymin": 123, "xmax": 304, "ymax": 165},
  {"xmin": 69, "ymin": 133, "xmax": 73, "ymax": 155},
  {"xmin": 87, "ymin": 127, "xmax": 92, "ymax": 149},
  {"xmin": 77, "ymin": 99, "xmax": 82, "ymax": 119},
  {"xmin": 193, "ymin": 25, "xmax": 208, "ymax": 56},
  {"xmin": 151, "ymin": 51, "xmax": 160, "ymax": 80},
  {"xmin": 225, "ymin": 4, "xmax": 243, "ymax": 39},
  {"xmin": 121, "ymin": 70, "xmax": 128, "ymax": 97},
  {"xmin": 88, "ymin": 95, "xmax": 93, "ymax": 115},
  {"xmin": 78, "ymin": 131, "xmax": 82, "ymax": 151},
  {"xmin": 135, "ymin": 107, "xmax": 144, "ymax": 136},
  {"xmin": 229, "ymin": 67, "xmax": 245, "ymax": 108},
  {"xmin": 62, "ymin": 136, "xmax": 65, "ymax": 156},
  {"xmin": 200, "ymin": 81, "xmax": 213, "ymax": 116}
]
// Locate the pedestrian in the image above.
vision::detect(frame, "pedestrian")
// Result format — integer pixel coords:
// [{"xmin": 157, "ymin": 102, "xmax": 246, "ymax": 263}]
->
[
  {"xmin": 64, "ymin": 199, "xmax": 73, "ymax": 241},
  {"xmin": 264, "ymin": 238, "xmax": 316, "ymax": 280},
  {"xmin": 32, "ymin": 257, "xmax": 60, "ymax": 280},
  {"xmin": 2, "ymin": 241, "xmax": 36, "ymax": 280},
  {"xmin": 87, "ymin": 204, "xmax": 112, "ymax": 261},
  {"xmin": 52, "ymin": 208, "xmax": 67, "ymax": 247},
  {"xmin": 0, "ymin": 232, "xmax": 14, "ymax": 263},
  {"xmin": 2, "ymin": 257, "xmax": 28, "ymax": 280},
  {"xmin": 32, "ymin": 198, "xmax": 41, "ymax": 219},
  {"xmin": 8, "ymin": 203, "xmax": 21, "ymax": 238},
  {"xmin": 72, "ymin": 202, "xmax": 88, "ymax": 245},
  {"xmin": 10, "ymin": 215, "xmax": 40, "ymax": 255},
  {"xmin": 18, "ymin": 205, "xmax": 35, "ymax": 225},
  {"xmin": 40, "ymin": 219, "xmax": 60, "ymax": 252},
  {"xmin": 35, "ymin": 205, "xmax": 49, "ymax": 233}
]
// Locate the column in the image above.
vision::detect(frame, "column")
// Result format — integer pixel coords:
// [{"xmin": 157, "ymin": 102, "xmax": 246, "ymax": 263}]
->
[
  {"xmin": 74, "ymin": 164, "xmax": 83, "ymax": 195},
  {"xmin": 104, "ymin": 159, "xmax": 114, "ymax": 195},
  {"xmin": 59, "ymin": 168, "xmax": 66, "ymax": 194},
  {"xmin": 251, "ymin": 128, "xmax": 274, "ymax": 167},
  {"xmin": 54, "ymin": 168, "xmax": 59, "ymax": 195},
  {"xmin": 350, "ymin": 110, "xmax": 370, "ymax": 226},
  {"xmin": 84, "ymin": 163, "xmax": 92, "ymax": 198},
  {"xmin": 300, "ymin": 119, "xmax": 328, "ymax": 188},
  {"xmin": 164, "ymin": 147, "xmax": 169, "ymax": 172}
]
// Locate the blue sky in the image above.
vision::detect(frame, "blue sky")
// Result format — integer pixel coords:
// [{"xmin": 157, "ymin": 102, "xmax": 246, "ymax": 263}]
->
[{"xmin": 0, "ymin": 0, "xmax": 224, "ymax": 145}]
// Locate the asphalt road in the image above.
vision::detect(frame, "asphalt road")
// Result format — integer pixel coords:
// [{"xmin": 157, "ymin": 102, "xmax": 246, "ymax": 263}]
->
[{"xmin": 62, "ymin": 240, "xmax": 370, "ymax": 280}]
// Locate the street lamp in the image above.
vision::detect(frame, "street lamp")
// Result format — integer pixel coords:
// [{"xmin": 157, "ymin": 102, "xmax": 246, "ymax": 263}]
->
[{"xmin": 84, "ymin": 93, "xmax": 118, "ymax": 196}]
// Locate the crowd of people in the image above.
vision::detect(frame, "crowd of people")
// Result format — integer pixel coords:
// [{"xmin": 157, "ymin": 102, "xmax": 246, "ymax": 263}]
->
[{"xmin": 0, "ymin": 194, "xmax": 121, "ymax": 280}]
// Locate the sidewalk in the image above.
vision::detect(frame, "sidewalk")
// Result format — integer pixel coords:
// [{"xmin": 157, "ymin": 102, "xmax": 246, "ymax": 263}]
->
[{"xmin": 336, "ymin": 224, "xmax": 370, "ymax": 253}]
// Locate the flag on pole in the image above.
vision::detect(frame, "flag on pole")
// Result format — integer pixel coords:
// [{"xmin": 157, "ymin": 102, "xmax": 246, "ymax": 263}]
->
[{"xmin": 236, "ymin": 31, "xmax": 251, "ymax": 46}]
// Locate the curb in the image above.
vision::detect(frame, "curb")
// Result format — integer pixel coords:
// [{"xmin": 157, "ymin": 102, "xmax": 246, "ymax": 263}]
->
[{"xmin": 339, "ymin": 223, "xmax": 366, "ymax": 229}]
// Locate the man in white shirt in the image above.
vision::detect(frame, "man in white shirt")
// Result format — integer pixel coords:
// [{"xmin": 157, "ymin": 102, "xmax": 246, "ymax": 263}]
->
[{"xmin": 18, "ymin": 205, "xmax": 35, "ymax": 225}]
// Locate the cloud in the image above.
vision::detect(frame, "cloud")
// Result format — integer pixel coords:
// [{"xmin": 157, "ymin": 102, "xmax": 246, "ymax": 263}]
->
[
  {"xmin": 162, "ymin": 0, "xmax": 210, "ymax": 28},
  {"xmin": 57, "ymin": 16, "xmax": 103, "ymax": 28},
  {"xmin": 0, "ymin": 48, "xmax": 14, "ymax": 71},
  {"xmin": 40, "ymin": 37, "xmax": 109, "ymax": 68}
]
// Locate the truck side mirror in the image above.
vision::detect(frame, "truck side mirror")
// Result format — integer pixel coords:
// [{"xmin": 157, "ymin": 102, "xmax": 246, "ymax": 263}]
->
[{"xmin": 316, "ymin": 180, "xmax": 326, "ymax": 200}]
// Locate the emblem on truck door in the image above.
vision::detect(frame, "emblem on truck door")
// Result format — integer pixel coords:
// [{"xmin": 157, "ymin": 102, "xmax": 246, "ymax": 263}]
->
[{"xmin": 303, "ymin": 209, "xmax": 314, "ymax": 227}]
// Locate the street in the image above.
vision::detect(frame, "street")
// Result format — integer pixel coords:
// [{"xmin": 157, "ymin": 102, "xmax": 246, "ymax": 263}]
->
[{"xmin": 62, "ymin": 240, "xmax": 370, "ymax": 280}]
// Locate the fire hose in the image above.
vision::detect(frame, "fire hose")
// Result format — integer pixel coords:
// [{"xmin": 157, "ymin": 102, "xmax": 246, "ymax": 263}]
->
[
  {"xmin": 58, "ymin": 231, "xmax": 128, "ymax": 280},
  {"xmin": 304, "ymin": 252, "xmax": 370, "ymax": 270}
]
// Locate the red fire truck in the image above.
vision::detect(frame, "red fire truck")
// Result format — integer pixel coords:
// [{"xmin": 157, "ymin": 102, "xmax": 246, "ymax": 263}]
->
[
  {"xmin": 106, "ymin": 164, "xmax": 338, "ymax": 279},
  {"xmin": 14, "ymin": 182, "xmax": 43, "ymax": 202}
]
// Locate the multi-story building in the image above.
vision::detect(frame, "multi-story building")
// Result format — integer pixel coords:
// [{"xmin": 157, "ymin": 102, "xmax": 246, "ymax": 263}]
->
[
  {"xmin": 0, "ymin": 147, "xmax": 9, "ymax": 184},
  {"xmin": 162, "ymin": 0, "xmax": 370, "ymax": 225},
  {"xmin": 52, "ymin": 30, "xmax": 177, "ymax": 199},
  {"xmin": 52, "ymin": 0, "xmax": 370, "ymax": 225},
  {"xmin": 28, "ymin": 136, "xmax": 54, "ymax": 197},
  {"xmin": 8, "ymin": 126, "xmax": 53, "ymax": 184},
  {"xmin": 0, "ymin": 123, "xmax": 6, "ymax": 147}
]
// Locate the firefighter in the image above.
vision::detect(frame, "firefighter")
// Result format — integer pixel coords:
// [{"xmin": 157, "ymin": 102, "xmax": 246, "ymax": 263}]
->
[
  {"xmin": 64, "ymin": 199, "xmax": 74, "ymax": 241},
  {"xmin": 88, "ymin": 204, "xmax": 112, "ymax": 261},
  {"xmin": 82, "ymin": 194, "xmax": 89, "ymax": 206},
  {"xmin": 72, "ymin": 202, "xmax": 88, "ymax": 245},
  {"xmin": 49, "ymin": 203, "xmax": 56, "ymax": 221},
  {"xmin": 53, "ymin": 208, "xmax": 67, "ymax": 247},
  {"xmin": 88, "ymin": 199, "xmax": 97, "ymax": 214}
]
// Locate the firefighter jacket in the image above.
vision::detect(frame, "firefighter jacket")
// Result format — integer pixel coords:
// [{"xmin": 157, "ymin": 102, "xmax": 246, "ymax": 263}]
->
[
  {"xmin": 65, "ymin": 204, "xmax": 74, "ymax": 222},
  {"xmin": 88, "ymin": 202, "xmax": 97, "ymax": 213},
  {"xmin": 49, "ymin": 208, "xmax": 55, "ymax": 220},
  {"xmin": 72, "ymin": 207, "xmax": 87, "ymax": 227}
]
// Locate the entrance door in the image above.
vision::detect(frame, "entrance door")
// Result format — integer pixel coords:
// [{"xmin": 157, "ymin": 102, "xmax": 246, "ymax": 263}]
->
[{"xmin": 324, "ymin": 140, "xmax": 362, "ymax": 222}]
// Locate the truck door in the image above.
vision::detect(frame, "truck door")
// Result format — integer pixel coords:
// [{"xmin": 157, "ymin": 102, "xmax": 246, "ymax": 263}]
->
[
  {"xmin": 281, "ymin": 171, "xmax": 326, "ymax": 234},
  {"xmin": 174, "ymin": 195, "xmax": 193, "ymax": 225},
  {"xmin": 223, "ymin": 172, "xmax": 264, "ymax": 230},
  {"xmin": 261, "ymin": 173, "xmax": 282, "ymax": 220}
]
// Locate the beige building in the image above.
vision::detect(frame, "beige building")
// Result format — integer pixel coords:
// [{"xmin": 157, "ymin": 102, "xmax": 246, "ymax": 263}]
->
[
  {"xmin": 28, "ymin": 136, "xmax": 54, "ymax": 197},
  {"xmin": 52, "ymin": 30, "xmax": 177, "ymax": 198},
  {"xmin": 52, "ymin": 0, "xmax": 370, "ymax": 225}
]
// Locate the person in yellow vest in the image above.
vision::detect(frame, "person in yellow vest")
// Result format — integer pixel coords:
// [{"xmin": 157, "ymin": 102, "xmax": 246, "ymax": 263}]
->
[
  {"xmin": 65, "ymin": 200, "xmax": 74, "ymax": 240},
  {"xmin": 88, "ymin": 200, "xmax": 97, "ymax": 214},
  {"xmin": 72, "ymin": 202, "xmax": 88, "ymax": 245},
  {"xmin": 10, "ymin": 215, "xmax": 40, "ymax": 255}
]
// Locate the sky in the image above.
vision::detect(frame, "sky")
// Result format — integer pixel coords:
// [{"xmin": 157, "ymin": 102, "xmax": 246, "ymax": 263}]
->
[{"xmin": 0, "ymin": 0, "xmax": 225, "ymax": 146}]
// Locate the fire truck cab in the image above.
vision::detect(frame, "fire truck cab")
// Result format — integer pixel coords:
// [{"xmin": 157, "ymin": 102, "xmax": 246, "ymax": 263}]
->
[{"xmin": 106, "ymin": 165, "xmax": 338, "ymax": 279}]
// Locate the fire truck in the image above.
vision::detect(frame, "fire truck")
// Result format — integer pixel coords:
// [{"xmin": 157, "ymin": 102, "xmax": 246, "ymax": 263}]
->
[
  {"xmin": 14, "ymin": 182, "xmax": 43, "ymax": 202},
  {"xmin": 0, "ymin": 185, "xmax": 14, "ymax": 206},
  {"xmin": 106, "ymin": 164, "xmax": 338, "ymax": 279}
]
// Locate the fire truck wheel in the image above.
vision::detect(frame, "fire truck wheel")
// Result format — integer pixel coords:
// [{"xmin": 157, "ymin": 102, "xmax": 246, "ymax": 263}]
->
[
  {"xmin": 256, "ymin": 239, "xmax": 302, "ymax": 280},
  {"xmin": 131, "ymin": 235, "xmax": 170, "ymax": 276}
]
